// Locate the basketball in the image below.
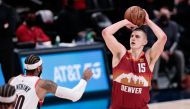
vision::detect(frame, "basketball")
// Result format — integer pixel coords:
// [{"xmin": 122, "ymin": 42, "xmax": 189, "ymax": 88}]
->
[{"xmin": 124, "ymin": 6, "xmax": 146, "ymax": 26}]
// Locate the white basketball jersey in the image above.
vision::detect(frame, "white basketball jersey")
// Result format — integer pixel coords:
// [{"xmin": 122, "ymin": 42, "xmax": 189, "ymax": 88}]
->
[{"xmin": 10, "ymin": 75, "xmax": 40, "ymax": 109}]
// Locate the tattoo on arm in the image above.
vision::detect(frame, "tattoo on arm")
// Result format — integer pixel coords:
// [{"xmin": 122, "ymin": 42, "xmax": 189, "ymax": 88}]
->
[{"xmin": 41, "ymin": 80, "xmax": 57, "ymax": 93}]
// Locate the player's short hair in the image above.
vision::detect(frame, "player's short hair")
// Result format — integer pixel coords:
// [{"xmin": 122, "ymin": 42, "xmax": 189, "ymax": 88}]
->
[
  {"xmin": 24, "ymin": 54, "xmax": 41, "ymax": 72},
  {"xmin": 132, "ymin": 26, "xmax": 147, "ymax": 38},
  {"xmin": 0, "ymin": 84, "xmax": 16, "ymax": 109}
]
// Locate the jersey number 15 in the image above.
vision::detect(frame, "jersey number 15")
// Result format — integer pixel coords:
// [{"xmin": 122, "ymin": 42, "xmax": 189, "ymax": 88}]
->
[{"xmin": 138, "ymin": 63, "xmax": 146, "ymax": 73}]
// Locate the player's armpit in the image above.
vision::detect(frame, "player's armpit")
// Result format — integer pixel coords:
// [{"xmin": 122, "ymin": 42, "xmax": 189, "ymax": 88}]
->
[{"xmin": 40, "ymin": 80, "xmax": 57, "ymax": 94}]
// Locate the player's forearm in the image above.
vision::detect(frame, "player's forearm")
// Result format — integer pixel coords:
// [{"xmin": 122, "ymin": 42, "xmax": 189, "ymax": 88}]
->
[
  {"xmin": 55, "ymin": 79, "xmax": 87, "ymax": 102},
  {"xmin": 147, "ymin": 19, "xmax": 167, "ymax": 41},
  {"xmin": 102, "ymin": 19, "xmax": 127, "ymax": 35}
]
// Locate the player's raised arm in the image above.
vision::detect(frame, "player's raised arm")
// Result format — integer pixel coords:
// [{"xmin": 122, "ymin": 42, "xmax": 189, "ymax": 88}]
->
[
  {"xmin": 102, "ymin": 19, "xmax": 137, "ymax": 57},
  {"xmin": 144, "ymin": 10, "xmax": 167, "ymax": 70},
  {"xmin": 39, "ymin": 69, "xmax": 93, "ymax": 102}
]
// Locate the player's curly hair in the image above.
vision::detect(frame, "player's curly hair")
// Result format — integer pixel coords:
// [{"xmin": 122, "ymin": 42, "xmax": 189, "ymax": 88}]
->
[
  {"xmin": 25, "ymin": 54, "xmax": 41, "ymax": 72},
  {"xmin": 0, "ymin": 84, "xmax": 16, "ymax": 109},
  {"xmin": 25, "ymin": 54, "xmax": 40, "ymax": 65}
]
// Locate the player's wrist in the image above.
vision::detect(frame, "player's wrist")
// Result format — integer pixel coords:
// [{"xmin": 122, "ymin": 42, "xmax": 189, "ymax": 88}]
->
[
  {"xmin": 81, "ymin": 76, "xmax": 88, "ymax": 82},
  {"xmin": 81, "ymin": 78, "xmax": 87, "ymax": 82},
  {"xmin": 146, "ymin": 19, "xmax": 152, "ymax": 25},
  {"xmin": 123, "ymin": 19, "xmax": 130, "ymax": 24}
]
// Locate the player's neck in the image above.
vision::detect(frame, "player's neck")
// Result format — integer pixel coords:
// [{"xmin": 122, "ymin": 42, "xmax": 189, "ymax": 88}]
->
[
  {"xmin": 26, "ymin": 72, "xmax": 38, "ymax": 76},
  {"xmin": 25, "ymin": 73, "xmax": 35, "ymax": 76},
  {"xmin": 129, "ymin": 49, "xmax": 143, "ymax": 59}
]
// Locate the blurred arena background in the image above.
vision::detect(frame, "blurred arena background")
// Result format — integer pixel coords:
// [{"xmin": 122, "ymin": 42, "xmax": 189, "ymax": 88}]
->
[{"xmin": 0, "ymin": 0, "xmax": 190, "ymax": 108}]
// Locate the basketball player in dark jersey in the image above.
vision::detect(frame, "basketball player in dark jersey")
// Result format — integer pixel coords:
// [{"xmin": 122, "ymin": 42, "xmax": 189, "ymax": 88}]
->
[{"xmin": 102, "ymin": 10, "xmax": 167, "ymax": 109}]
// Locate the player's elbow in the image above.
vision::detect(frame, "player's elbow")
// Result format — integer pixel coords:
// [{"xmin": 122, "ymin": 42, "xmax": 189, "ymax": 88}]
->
[
  {"xmin": 102, "ymin": 29, "xmax": 107, "ymax": 37},
  {"xmin": 71, "ymin": 92, "xmax": 83, "ymax": 102},
  {"xmin": 102, "ymin": 28, "xmax": 110, "ymax": 38},
  {"xmin": 162, "ymin": 34, "xmax": 167, "ymax": 43},
  {"xmin": 71, "ymin": 97, "xmax": 80, "ymax": 102}
]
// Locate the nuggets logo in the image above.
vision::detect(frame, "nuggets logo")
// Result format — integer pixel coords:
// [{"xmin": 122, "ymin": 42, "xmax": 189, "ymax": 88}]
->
[{"xmin": 113, "ymin": 73, "xmax": 150, "ymax": 87}]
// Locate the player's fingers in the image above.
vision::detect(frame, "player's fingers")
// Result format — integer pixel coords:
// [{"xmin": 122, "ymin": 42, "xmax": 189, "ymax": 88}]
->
[{"xmin": 130, "ymin": 25, "xmax": 138, "ymax": 30}]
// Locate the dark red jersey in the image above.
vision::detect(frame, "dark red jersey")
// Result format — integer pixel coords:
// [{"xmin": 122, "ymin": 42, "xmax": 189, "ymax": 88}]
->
[{"xmin": 111, "ymin": 51, "xmax": 152, "ymax": 109}]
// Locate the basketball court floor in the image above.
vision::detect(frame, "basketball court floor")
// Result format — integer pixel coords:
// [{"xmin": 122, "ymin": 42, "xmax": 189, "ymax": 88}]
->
[
  {"xmin": 149, "ymin": 99, "xmax": 190, "ymax": 109},
  {"xmin": 42, "ymin": 98, "xmax": 190, "ymax": 109}
]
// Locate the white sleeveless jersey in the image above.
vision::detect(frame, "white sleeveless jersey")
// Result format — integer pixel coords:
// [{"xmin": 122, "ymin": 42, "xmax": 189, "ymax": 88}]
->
[{"xmin": 10, "ymin": 75, "xmax": 40, "ymax": 109}]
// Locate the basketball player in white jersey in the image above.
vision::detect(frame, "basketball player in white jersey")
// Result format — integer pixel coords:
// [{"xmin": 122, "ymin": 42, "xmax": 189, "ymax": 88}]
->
[{"xmin": 8, "ymin": 54, "xmax": 93, "ymax": 109}]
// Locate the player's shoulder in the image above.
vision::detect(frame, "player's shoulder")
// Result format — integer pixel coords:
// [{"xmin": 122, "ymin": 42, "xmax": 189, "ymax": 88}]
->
[
  {"xmin": 37, "ymin": 79, "xmax": 57, "ymax": 92},
  {"xmin": 113, "ymin": 49, "xmax": 127, "ymax": 64},
  {"xmin": 8, "ymin": 75, "xmax": 21, "ymax": 85},
  {"xmin": 118, "ymin": 49, "xmax": 128, "ymax": 59},
  {"xmin": 8, "ymin": 74, "xmax": 22, "ymax": 82},
  {"xmin": 37, "ymin": 79, "xmax": 49, "ymax": 87},
  {"xmin": 8, "ymin": 74, "xmax": 23, "ymax": 84},
  {"xmin": 38, "ymin": 79, "xmax": 55, "ymax": 86},
  {"xmin": 8, "ymin": 77, "xmax": 15, "ymax": 84}
]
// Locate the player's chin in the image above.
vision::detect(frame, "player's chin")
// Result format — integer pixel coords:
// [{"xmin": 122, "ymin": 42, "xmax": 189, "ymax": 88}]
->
[
  {"xmin": 130, "ymin": 44, "xmax": 136, "ymax": 48},
  {"xmin": 130, "ymin": 47, "xmax": 136, "ymax": 50},
  {"xmin": 130, "ymin": 45, "xmax": 140, "ymax": 50}
]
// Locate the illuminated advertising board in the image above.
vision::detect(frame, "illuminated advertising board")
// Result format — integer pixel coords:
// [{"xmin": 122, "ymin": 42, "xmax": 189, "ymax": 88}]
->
[
  {"xmin": 0, "ymin": 65, "xmax": 5, "ymax": 85},
  {"xmin": 18, "ymin": 44, "xmax": 110, "ymax": 96}
]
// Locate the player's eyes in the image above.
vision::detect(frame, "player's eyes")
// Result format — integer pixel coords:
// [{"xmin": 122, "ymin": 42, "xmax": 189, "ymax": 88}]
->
[{"xmin": 135, "ymin": 35, "xmax": 140, "ymax": 38}]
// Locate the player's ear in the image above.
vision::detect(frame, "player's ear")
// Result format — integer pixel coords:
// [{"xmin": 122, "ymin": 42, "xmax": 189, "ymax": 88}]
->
[
  {"xmin": 143, "ymin": 39, "xmax": 148, "ymax": 46},
  {"xmin": 145, "ymin": 39, "xmax": 148, "ymax": 45}
]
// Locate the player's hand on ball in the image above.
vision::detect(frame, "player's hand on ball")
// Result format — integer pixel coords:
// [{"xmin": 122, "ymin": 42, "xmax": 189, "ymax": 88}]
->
[
  {"xmin": 82, "ymin": 68, "xmax": 93, "ymax": 81},
  {"xmin": 124, "ymin": 6, "xmax": 145, "ymax": 26},
  {"xmin": 124, "ymin": 19, "xmax": 138, "ymax": 30},
  {"xmin": 143, "ymin": 9, "xmax": 150, "ymax": 25}
]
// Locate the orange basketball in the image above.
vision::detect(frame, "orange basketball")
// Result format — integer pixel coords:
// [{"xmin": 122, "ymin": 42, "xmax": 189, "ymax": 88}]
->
[{"xmin": 124, "ymin": 6, "xmax": 146, "ymax": 26}]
